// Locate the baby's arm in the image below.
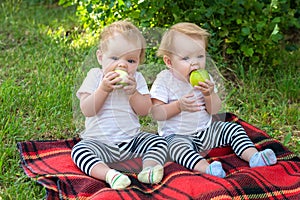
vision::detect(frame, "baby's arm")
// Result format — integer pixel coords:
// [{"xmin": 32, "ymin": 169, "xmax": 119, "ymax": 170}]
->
[
  {"xmin": 195, "ymin": 80, "xmax": 222, "ymax": 114},
  {"xmin": 79, "ymin": 89, "xmax": 109, "ymax": 117},
  {"xmin": 203, "ymin": 92, "xmax": 222, "ymax": 114},
  {"xmin": 151, "ymin": 93, "xmax": 203, "ymax": 121},
  {"xmin": 122, "ymin": 74, "xmax": 152, "ymax": 116},
  {"xmin": 79, "ymin": 71, "xmax": 121, "ymax": 117},
  {"xmin": 129, "ymin": 92, "xmax": 152, "ymax": 116},
  {"xmin": 151, "ymin": 98, "xmax": 181, "ymax": 121}
]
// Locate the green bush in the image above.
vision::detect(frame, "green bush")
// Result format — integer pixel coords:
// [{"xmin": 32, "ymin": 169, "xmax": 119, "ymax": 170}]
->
[{"xmin": 59, "ymin": 0, "xmax": 299, "ymax": 68}]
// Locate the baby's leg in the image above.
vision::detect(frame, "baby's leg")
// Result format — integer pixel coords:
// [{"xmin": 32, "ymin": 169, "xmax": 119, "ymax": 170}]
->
[
  {"xmin": 211, "ymin": 121, "xmax": 277, "ymax": 167},
  {"xmin": 137, "ymin": 164, "xmax": 164, "ymax": 184},
  {"xmin": 166, "ymin": 134, "xmax": 203, "ymax": 170},
  {"xmin": 242, "ymin": 148, "xmax": 277, "ymax": 167},
  {"xmin": 166, "ymin": 134, "xmax": 225, "ymax": 178},
  {"xmin": 104, "ymin": 168, "xmax": 131, "ymax": 189},
  {"xmin": 207, "ymin": 121, "xmax": 256, "ymax": 157},
  {"xmin": 194, "ymin": 159, "xmax": 226, "ymax": 178},
  {"xmin": 71, "ymin": 140, "xmax": 131, "ymax": 189},
  {"xmin": 121, "ymin": 132, "xmax": 168, "ymax": 184}
]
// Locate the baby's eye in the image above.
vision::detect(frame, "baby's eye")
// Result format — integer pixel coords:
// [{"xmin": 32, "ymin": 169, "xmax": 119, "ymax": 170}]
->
[
  {"xmin": 111, "ymin": 56, "xmax": 118, "ymax": 60},
  {"xmin": 197, "ymin": 55, "xmax": 204, "ymax": 58},
  {"xmin": 128, "ymin": 59, "xmax": 136, "ymax": 63},
  {"xmin": 182, "ymin": 57, "xmax": 189, "ymax": 61}
]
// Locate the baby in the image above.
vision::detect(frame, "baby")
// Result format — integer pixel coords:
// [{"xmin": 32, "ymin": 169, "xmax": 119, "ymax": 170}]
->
[
  {"xmin": 72, "ymin": 21, "xmax": 168, "ymax": 189},
  {"xmin": 150, "ymin": 22, "xmax": 277, "ymax": 177}
]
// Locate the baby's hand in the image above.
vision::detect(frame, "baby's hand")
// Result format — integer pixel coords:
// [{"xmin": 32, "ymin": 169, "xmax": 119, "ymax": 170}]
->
[
  {"xmin": 100, "ymin": 71, "xmax": 123, "ymax": 92},
  {"xmin": 123, "ymin": 73, "xmax": 137, "ymax": 95},
  {"xmin": 194, "ymin": 80, "xmax": 214, "ymax": 96},
  {"xmin": 178, "ymin": 93, "xmax": 204, "ymax": 112}
]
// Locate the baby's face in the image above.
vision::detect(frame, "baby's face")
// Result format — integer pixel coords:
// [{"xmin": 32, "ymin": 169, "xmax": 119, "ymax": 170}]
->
[
  {"xmin": 169, "ymin": 33, "xmax": 206, "ymax": 82},
  {"xmin": 99, "ymin": 34, "xmax": 142, "ymax": 75}
]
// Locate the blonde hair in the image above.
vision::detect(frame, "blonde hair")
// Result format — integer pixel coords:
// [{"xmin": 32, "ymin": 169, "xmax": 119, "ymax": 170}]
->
[
  {"xmin": 157, "ymin": 22, "xmax": 210, "ymax": 57},
  {"xmin": 99, "ymin": 20, "xmax": 146, "ymax": 64}
]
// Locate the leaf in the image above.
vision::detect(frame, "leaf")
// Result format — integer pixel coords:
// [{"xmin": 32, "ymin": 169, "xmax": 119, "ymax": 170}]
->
[
  {"xmin": 241, "ymin": 45, "xmax": 254, "ymax": 57},
  {"xmin": 254, "ymin": 33, "xmax": 263, "ymax": 40},
  {"xmin": 270, "ymin": 0, "xmax": 279, "ymax": 9},
  {"xmin": 118, "ymin": 0, "xmax": 125, "ymax": 6},
  {"xmin": 241, "ymin": 27, "xmax": 250, "ymax": 36},
  {"xmin": 236, "ymin": 18, "xmax": 242, "ymax": 24},
  {"xmin": 86, "ymin": 3, "xmax": 93, "ymax": 13},
  {"xmin": 272, "ymin": 17, "xmax": 281, "ymax": 23},
  {"xmin": 226, "ymin": 48, "xmax": 235, "ymax": 54},
  {"xmin": 219, "ymin": 29, "xmax": 229, "ymax": 37},
  {"xmin": 256, "ymin": 21, "xmax": 266, "ymax": 33},
  {"xmin": 271, "ymin": 24, "xmax": 280, "ymax": 36}
]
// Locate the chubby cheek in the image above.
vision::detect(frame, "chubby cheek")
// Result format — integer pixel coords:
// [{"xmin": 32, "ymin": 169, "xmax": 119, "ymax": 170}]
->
[
  {"xmin": 198, "ymin": 57, "xmax": 206, "ymax": 69},
  {"xmin": 102, "ymin": 61, "xmax": 117, "ymax": 73},
  {"xmin": 178, "ymin": 61, "xmax": 191, "ymax": 76},
  {"xmin": 171, "ymin": 63, "xmax": 190, "ymax": 81},
  {"xmin": 127, "ymin": 64, "xmax": 138, "ymax": 74}
]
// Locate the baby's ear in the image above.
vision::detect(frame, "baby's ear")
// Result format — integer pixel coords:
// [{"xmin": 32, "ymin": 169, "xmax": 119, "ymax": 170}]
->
[
  {"xmin": 163, "ymin": 55, "xmax": 172, "ymax": 68},
  {"xmin": 96, "ymin": 49, "xmax": 103, "ymax": 64}
]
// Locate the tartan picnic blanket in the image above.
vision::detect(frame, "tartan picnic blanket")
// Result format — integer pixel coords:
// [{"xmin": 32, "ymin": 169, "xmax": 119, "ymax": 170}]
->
[{"xmin": 17, "ymin": 113, "xmax": 300, "ymax": 200}]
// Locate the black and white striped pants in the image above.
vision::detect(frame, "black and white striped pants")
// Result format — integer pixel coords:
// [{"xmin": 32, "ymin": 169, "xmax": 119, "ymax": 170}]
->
[
  {"xmin": 71, "ymin": 132, "xmax": 168, "ymax": 175},
  {"xmin": 165, "ymin": 121, "xmax": 255, "ymax": 170}
]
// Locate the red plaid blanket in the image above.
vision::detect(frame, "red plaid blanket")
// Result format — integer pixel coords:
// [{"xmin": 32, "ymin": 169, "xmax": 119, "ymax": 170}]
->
[{"xmin": 17, "ymin": 113, "xmax": 300, "ymax": 199}]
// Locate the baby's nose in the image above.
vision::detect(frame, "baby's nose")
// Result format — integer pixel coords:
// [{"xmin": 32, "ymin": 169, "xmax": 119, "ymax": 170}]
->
[
  {"xmin": 190, "ymin": 62, "xmax": 200, "ymax": 71},
  {"xmin": 115, "ymin": 63, "xmax": 128, "ymax": 71}
]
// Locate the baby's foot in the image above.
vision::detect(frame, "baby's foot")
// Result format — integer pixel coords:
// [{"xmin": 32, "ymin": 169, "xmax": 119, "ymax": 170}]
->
[
  {"xmin": 206, "ymin": 161, "xmax": 226, "ymax": 178},
  {"xmin": 137, "ymin": 165, "xmax": 164, "ymax": 184},
  {"xmin": 106, "ymin": 169, "xmax": 131, "ymax": 189},
  {"xmin": 250, "ymin": 149, "xmax": 277, "ymax": 168}
]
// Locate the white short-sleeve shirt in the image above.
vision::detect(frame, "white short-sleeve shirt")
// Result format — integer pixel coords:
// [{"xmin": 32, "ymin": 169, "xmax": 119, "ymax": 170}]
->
[
  {"xmin": 77, "ymin": 68, "xmax": 149, "ymax": 144},
  {"xmin": 150, "ymin": 70, "xmax": 215, "ymax": 137}
]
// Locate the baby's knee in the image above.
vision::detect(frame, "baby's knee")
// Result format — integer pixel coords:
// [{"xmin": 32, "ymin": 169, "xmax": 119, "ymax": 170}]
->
[
  {"xmin": 158, "ymin": 137, "xmax": 168, "ymax": 147},
  {"xmin": 235, "ymin": 123, "xmax": 244, "ymax": 130}
]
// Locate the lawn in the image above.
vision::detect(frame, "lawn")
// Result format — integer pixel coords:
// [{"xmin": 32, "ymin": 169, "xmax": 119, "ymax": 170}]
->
[{"xmin": 0, "ymin": 0, "xmax": 299, "ymax": 199}]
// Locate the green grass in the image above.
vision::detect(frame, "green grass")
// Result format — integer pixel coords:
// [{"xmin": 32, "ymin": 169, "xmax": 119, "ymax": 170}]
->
[
  {"xmin": 0, "ymin": 0, "xmax": 299, "ymax": 199},
  {"xmin": 223, "ymin": 52, "xmax": 299, "ymax": 151},
  {"xmin": 0, "ymin": 0, "xmax": 90, "ymax": 198}
]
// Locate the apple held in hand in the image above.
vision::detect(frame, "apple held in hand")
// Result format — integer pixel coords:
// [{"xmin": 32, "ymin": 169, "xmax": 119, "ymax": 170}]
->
[
  {"xmin": 114, "ymin": 69, "xmax": 128, "ymax": 86},
  {"xmin": 189, "ymin": 69, "xmax": 210, "ymax": 86}
]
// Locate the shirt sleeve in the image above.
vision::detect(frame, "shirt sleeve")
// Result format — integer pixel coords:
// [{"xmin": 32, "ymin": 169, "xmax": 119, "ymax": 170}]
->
[
  {"xmin": 135, "ymin": 72, "xmax": 150, "ymax": 95},
  {"xmin": 209, "ymin": 74, "xmax": 218, "ymax": 93},
  {"xmin": 150, "ymin": 70, "xmax": 169, "ymax": 103},
  {"xmin": 76, "ymin": 68, "xmax": 102, "ymax": 99}
]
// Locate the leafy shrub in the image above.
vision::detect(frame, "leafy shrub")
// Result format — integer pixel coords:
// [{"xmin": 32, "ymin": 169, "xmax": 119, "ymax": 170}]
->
[{"xmin": 59, "ymin": 0, "xmax": 299, "ymax": 69}]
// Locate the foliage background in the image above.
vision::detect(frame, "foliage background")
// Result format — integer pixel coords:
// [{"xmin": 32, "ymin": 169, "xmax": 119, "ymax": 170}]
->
[{"xmin": 59, "ymin": 0, "xmax": 300, "ymax": 67}]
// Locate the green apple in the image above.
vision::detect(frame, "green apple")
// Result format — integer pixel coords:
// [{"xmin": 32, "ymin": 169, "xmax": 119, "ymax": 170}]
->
[
  {"xmin": 189, "ymin": 69, "xmax": 210, "ymax": 86},
  {"xmin": 114, "ymin": 69, "xmax": 128, "ymax": 86}
]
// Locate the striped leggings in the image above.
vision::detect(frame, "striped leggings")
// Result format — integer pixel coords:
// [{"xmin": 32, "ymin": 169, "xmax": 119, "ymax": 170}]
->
[
  {"xmin": 71, "ymin": 132, "xmax": 168, "ymax": 175},
  {"xmin": 166, "ymin": 121, "xmax": 255, "ymax": 170}
]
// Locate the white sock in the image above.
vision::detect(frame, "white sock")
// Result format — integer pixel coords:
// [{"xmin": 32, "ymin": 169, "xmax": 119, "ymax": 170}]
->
[
  {"xmin": 205, "ymin": 161, "xmax": 226, "ymax": 178},
  {"xmin": 137, "ymin": 165, "xmax": 164, "ymax": 184},
  {"xmin": 105, "ymin": 169, "xmax": 131, "ymax": 189},
  {"xmin": 250, "ymin": 149, "xmax": 277, "ymax": 168}
]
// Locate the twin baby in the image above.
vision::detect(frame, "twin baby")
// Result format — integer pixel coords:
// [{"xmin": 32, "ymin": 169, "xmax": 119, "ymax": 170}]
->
[{"xmin": 71, "ymin": 21, "xmax": 277, "ymax": 189}]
